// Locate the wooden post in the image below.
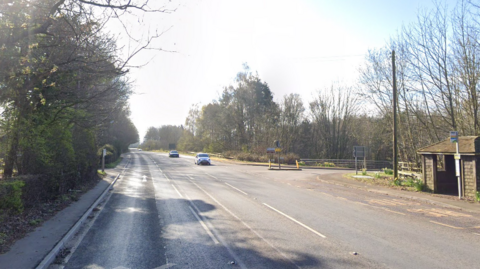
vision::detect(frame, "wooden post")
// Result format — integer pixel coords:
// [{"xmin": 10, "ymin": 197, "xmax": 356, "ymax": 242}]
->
[{"xmin": 392, "ymin": 50, "xmax": 398, "ymax": 180}]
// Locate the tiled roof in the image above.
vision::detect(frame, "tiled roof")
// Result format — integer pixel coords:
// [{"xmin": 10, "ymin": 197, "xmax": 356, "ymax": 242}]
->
[{"xmin": 417, "ymin": 136, "xmax": 480, "ymax": 154}]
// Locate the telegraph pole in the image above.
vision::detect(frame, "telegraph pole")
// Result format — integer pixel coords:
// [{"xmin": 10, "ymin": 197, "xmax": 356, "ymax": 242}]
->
[{"xmin": 392, "ymin": 50, "xmax": 398, "ymax": 180}]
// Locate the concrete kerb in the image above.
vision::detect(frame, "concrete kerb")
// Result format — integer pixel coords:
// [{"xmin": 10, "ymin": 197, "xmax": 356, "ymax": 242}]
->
[{"xmin": 35, "ymin": 172, "xmax": 121, "ymax": 269}]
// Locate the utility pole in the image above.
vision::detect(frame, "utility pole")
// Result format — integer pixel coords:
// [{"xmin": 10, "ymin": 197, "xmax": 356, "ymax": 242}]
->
[{"xmin": 392, "ymin": 50, "xmax": 398, "ymax": 180}]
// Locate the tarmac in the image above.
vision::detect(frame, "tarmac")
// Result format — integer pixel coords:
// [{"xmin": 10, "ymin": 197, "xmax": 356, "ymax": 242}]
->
[{"xmin": 0, "ymin": 158, "xmax": 479, "ymax": 269}]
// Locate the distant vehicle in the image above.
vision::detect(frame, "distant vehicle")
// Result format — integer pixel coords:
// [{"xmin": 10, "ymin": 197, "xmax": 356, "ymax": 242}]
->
[
  {"xmin": 138, "ymin": 149, "xmax": 142, "ymax": 151},
  {"xmin": 195, "ymin": 153, "xmax": 211, "ymax": 165},
  {"xmin": 169, "ymin": 150, "xmax": 179, "ymax": 157}
]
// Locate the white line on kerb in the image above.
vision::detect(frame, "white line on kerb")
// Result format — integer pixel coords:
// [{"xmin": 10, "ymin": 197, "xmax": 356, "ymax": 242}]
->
[
  {"xmin": 263, "ymin": 203, "xmax": 327, "ymax": 239},
  {"xmin": 225, "ymin": 183, "xmax": 248, "ymax": 195},
  {"xmin": 473, "ymin": 233, "xmax": 480, "ymax": 236},
  {"xmin": 171, "ymin": 184, "xmax": 183, "ymax": 198},
  {"xmin": 188, "ymin": 206, "xmax": 219, "ymax": 244}
]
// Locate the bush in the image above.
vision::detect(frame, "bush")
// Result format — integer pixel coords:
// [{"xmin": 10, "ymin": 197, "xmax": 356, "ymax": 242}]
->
[
  {"xmin": 476, "ymin": 191, "xmax": 480, "ymax": 202},
  {"xmin": 384, "ymin": 168, "xmax": 393, "ymax": 175},
  {"xmin": 413, "ymin": 179, "xmax": 424, "ymax": 191},
  {"xmin": 0, "ymin": 180, "xmax": 25, "ymax": 213}
]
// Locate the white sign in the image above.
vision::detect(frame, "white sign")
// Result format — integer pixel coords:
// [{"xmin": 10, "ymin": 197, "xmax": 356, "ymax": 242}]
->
[{"xmin": 103, "ymin": 149, "xmax": 106, "ymax": 157}]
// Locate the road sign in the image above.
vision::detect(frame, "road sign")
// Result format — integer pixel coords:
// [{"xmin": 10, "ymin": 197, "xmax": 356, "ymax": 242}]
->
[
  {"xmin": 353, "ymin": 146, "xmax": 366, "ymax": 158},
  {"xmin": 454, "ymin": 154, "xmax": 461, "ymax": 160},
  {"xmin": 267, "ymin": 147, "xmax": 275, "ymax": 154},
  {"xmin": 275, "ymin": 148, "xmax": 282, "ymax": 153},
  {"xmin": 450, "ymin": 131, "xmax": 458, "ymax": 143}
]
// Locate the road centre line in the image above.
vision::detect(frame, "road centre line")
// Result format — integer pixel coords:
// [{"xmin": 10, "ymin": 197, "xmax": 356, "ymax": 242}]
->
[
  {"xmin": 183, "ymin": 186, "xmax": 247, "ymax": 269},
  {"xmin": 187, "ymin": 179, "xmax": 300, "ymax": 268},
  {"xmin": 225, "ymin": 183, "xmax": 248, "ymax": 195},
  {"xmin": 171, "ymin": 184, "xmax": 183, "ymax": 198},
  {"xmin": 430, "ymin": 221, "xmax": 464, "ymax": 229},
  {"xmin": 262, "ymin": 203, "xmax": 327, "ymax": 239},
  {"xmin": 206, "ymin": 173, "xmax": 218, "ymax": 179},
  {"xmin": 188, "ymin": 206, "xmax": 219, "ymax": 244}
]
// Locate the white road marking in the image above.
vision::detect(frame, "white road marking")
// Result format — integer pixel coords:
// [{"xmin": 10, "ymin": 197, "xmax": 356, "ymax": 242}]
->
[
  {"xmin": 171, "ymin": 184, "xmax": 183, "ymax": 198},
  {"xmin": 474, "ymin": 233, "xmax": 480, "ymax": 236},
  {"xmin": 430, "ymin": 221, "xmax": 464, "ymax": 229},
  {"xmin": 142, "ymin": 175, "xmax": 147, "ymax": 182},
  {"xmin": 263, "ymin": 203, "xmax": 327, "ymax": 239},
  {"xmin": 188, "ymin": 206, "xmax": 219, "ymax": 244},
  {"xmin": 206, "ymin": 173, "xmax": 218, "ymax": 179},
  {"xmin": 188, "ymin": 179, "xmax": 299, "ymax": 269},
  {"xmin": 225, "ymin": 183, "xmax": 248, "ymax": 195}
]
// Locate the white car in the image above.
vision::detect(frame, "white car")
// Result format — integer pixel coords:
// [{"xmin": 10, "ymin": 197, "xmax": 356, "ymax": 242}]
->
[{"xmin": 195, "ymin": 153, "xmax": 211, "ymax": 165}]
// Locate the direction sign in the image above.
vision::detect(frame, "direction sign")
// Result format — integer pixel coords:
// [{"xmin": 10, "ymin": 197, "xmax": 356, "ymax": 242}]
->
[
  {"xmin": 275, "ymin": 148, "xmax": 282, "ymax": 153},
  {"xmin": 353, "ymin": 146, "xmax": 366, "ymax": 158},
  {"xmin": 267, "ymin": 148, "xmax": 275, "ymax": 154}
]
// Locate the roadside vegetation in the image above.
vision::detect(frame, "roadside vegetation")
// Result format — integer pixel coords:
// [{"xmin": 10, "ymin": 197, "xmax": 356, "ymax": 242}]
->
[
  {"xmin": 346, "ymin": 168, "xmax": 425, "ymax": 192},
  {"xmin": 141, "ymin": 2, "xmax": 480, "ymax": 176},
  {"xmin": 0, "ymin": 0, "xmax": 172, "ymax": 253}
]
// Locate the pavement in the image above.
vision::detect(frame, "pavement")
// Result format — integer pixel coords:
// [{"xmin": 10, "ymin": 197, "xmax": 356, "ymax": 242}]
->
[
  {"xmin": 0, "ymin": 161, "xmax": 127, "ymax": 269},
  {"xmin": 0, "ymin": 156, "xmax": 479, "ymax": 269}
]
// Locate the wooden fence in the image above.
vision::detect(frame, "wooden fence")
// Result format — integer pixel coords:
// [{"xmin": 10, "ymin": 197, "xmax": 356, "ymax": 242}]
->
[{"xmin": 300, "ymin": 159, "xmax": 393, "ymax": 170}]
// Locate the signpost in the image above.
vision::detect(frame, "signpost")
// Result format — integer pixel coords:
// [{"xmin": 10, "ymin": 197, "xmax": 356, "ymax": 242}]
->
[
  {"xmin": 450, "ymin": 131, "xmax": 462, "ymax": 199},
  {"xmin": 353, "ymin": 146, "xmax": 366, "ymax": 175}
]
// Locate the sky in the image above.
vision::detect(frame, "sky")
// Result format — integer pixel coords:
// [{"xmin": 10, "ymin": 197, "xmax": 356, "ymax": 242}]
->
[{"xmin": 122, "ymin": 0, "xmax": 442, "ymax": 142}]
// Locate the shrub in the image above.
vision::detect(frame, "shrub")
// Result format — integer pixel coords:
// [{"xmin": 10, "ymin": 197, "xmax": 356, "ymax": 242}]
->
[
  {"xmin": 283, "ymin": 153, "xmax": 300, "ymax": 165},
  {"xmin": 393, "ymin": 178, "xmax": 401, "ymax": 186},
  {"xmin": 384, "ymin": 168, "xmax": 393, "ymax": 175},
  {"xmin": 404, "ymin": 178, "xmax": 415, "ymax": 187},
  {"xmin": 476, "ymin": 191, "xmax": 480, "ymax": 202},
  {"xmin": 413, "ymin": 179, "xmax": 424, "ymax": 191},
  {"xmin": 361, "ymin": 168, "xmax": 367, "ymax": 176},
  {"xmin": 374, "ymin": 172, "xmax": 381, "ymax": 179},
  {"xmin": 0, "ymin": 180, "xmax": 25, "ymax": 213},
  {"xmin": 323, "ymin": 162, "xmax": 335, "ymax": 167}
]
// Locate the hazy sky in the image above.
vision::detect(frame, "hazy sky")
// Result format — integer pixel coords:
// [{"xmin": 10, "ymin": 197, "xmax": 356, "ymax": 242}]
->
[{"xmin": 124, "ymin": 0, "xmax": 441, "ymax": 142}]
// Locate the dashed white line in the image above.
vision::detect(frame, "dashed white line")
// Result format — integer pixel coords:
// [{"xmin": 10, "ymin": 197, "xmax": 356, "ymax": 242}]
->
[
  {"xmin": 225, "ymin": 183, "xmax": 248, "ymax": 195},
  {"xmin": 187, "ymin": 179, "xmax": 300, "ymax": 268},
  {"xmin": 262, "ymin": 203, "xmax": 327, "ymax": 239},
  {"xmin": 171, "ymin": 184, "xmax": 183, "ymax": 198},
  {"xmin": 430, "ymin": 221, "xmax": 464, "ymax": 229},
  {"xmin": 206, "ymin": 173, "xmax": 218, "ymax": 179},
  {"xmin": 188, "ymin": 206, "xmax": 219, "ymax": 244}
]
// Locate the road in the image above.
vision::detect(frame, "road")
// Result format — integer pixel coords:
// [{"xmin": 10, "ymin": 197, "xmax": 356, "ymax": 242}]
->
[{"xmin": 55, "ymin": 151, "xmax": 480, "ymax": 269}]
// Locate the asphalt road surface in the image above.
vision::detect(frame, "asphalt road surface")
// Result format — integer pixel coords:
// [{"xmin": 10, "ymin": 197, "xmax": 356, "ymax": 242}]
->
[{"xmin": 57, "ymin": 151, "xmax": 480, "ymax": 269}]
